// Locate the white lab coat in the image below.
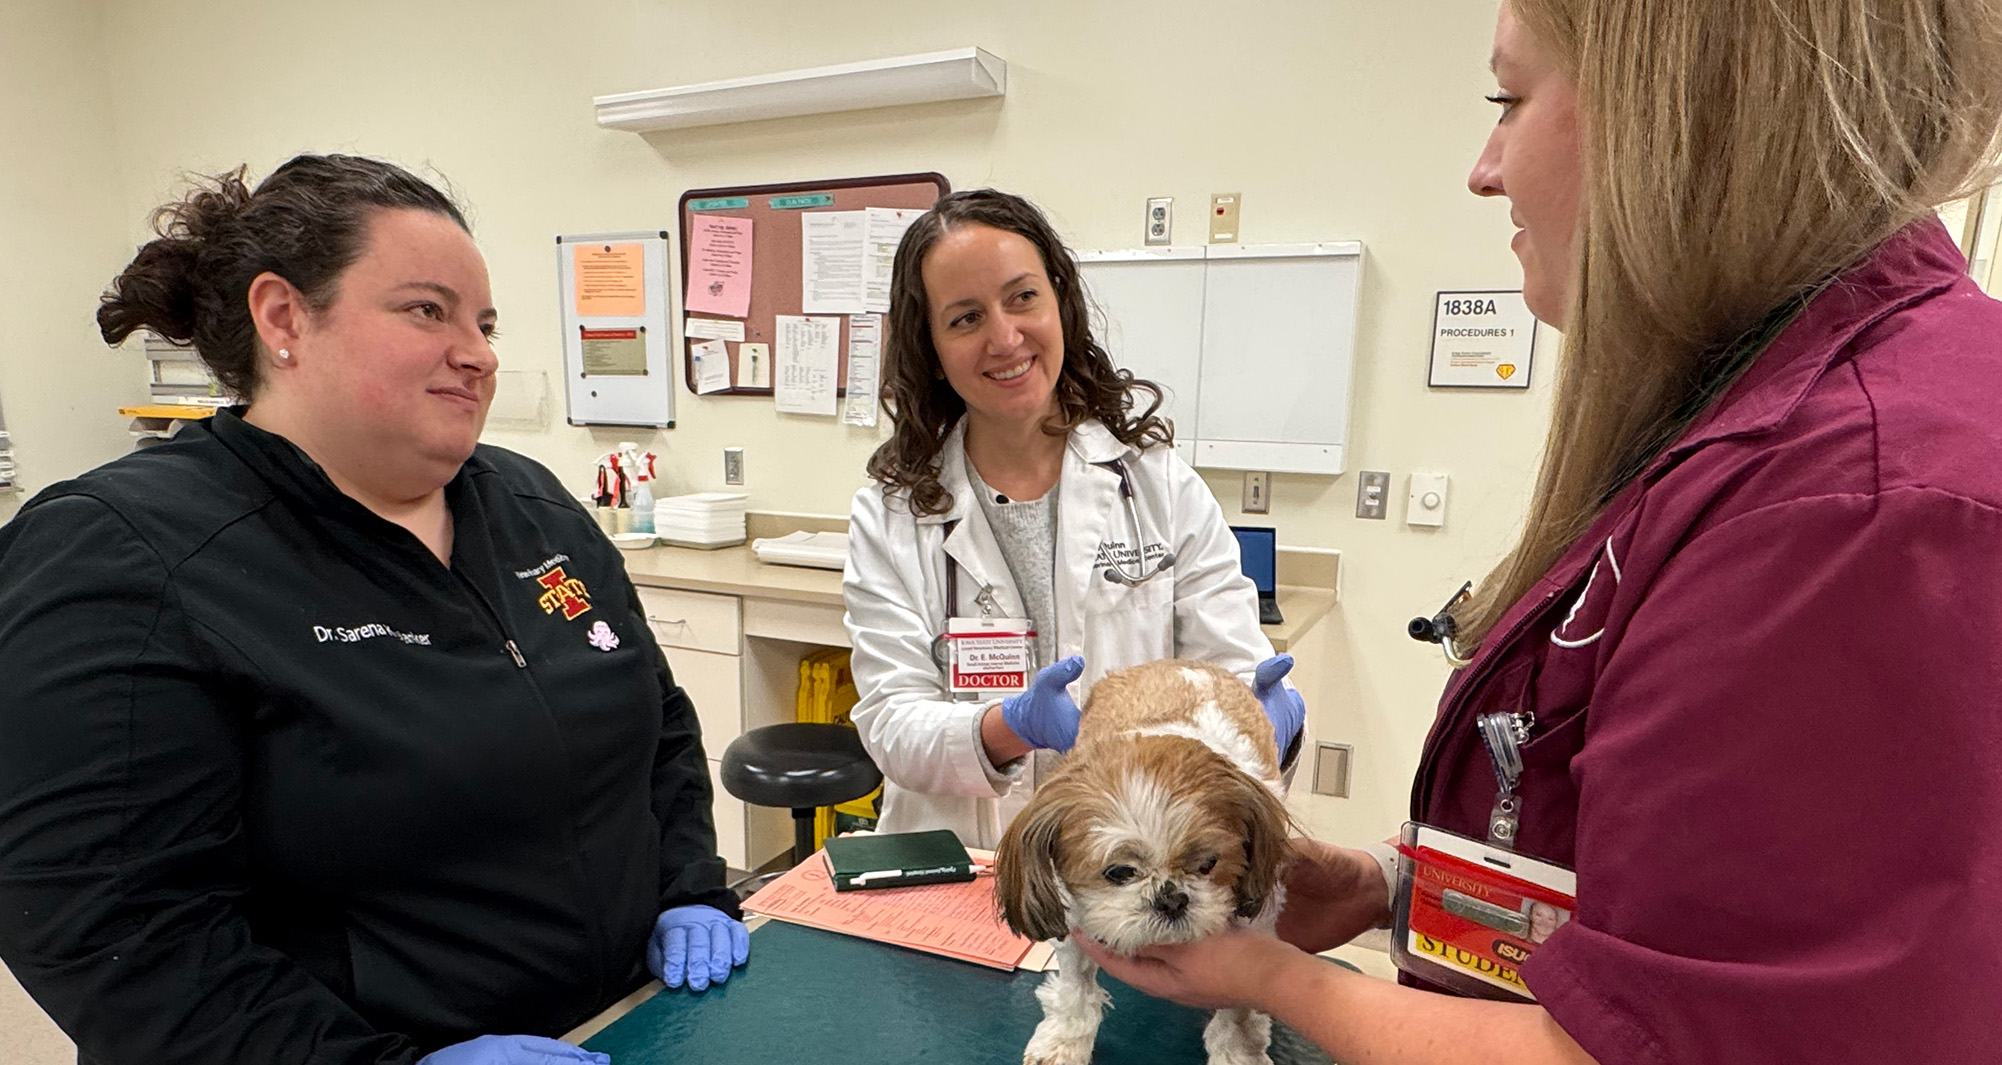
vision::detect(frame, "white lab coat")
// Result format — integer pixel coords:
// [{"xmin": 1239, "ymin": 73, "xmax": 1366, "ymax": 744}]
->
[{"xmin": 842, "ymin": 418, "xmax": 1279, "ymax": 848}]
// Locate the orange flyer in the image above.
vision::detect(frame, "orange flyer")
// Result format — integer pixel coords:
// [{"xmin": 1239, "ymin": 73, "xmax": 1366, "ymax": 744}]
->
[
  {"xmin": 572, "ymin": 242, "xmax": 646, "ymax": 318},
  {"xmin": 743, "ymin": 849, "xmax": 1037, "ymax": 970}
]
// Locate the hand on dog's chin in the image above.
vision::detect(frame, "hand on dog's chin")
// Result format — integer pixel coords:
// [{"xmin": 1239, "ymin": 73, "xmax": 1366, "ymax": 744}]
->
[{"xmin": 1072, "ymin": 927, "xmax": 1293, "ymax": 1013}]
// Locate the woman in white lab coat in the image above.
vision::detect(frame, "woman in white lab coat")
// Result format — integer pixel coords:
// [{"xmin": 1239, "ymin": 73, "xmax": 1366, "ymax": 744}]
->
[{"xmin": 842, "ymin": 189, "xmax": 1305, "ymax": 847}]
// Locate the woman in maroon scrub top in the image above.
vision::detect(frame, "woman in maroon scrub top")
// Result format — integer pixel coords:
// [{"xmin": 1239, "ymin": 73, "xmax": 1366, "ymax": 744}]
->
[{"xmin": 1080, "ymin": 2, "xmax": 2002, "ymax": 1063}]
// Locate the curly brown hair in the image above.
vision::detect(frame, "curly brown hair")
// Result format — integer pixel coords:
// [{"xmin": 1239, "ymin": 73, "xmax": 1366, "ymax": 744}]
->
[{"xmin": 866, "ymin": 189, "xmax": 1171, "ymax": 516}]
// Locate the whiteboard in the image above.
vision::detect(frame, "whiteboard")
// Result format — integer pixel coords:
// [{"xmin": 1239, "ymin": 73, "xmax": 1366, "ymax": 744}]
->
[
  {"xmin": 1198, "ymin": 243, "xmax": 1362, "ymax": 474},
  {"xmin": 1077, "ymin": 242, "xmax": 1364, "ymax": 475},
  {"xmin": 1079, "ymin": 247, "xmax": 1204, "ymax": 466},
  {"xmin": 557, "ymin": 230, "xmax": 676, "ymax": 427}
]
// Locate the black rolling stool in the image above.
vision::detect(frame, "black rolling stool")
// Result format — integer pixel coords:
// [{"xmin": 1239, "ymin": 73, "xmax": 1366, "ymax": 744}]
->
[{"xmin": 720, "ymin": 723, "xmax": 882, "ymax": 884}]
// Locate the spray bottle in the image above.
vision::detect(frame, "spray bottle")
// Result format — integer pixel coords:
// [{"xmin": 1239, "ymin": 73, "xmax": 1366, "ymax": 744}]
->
[{"xmin": 619, "ymin": 442, "xmax": 656, "ymax": 535}]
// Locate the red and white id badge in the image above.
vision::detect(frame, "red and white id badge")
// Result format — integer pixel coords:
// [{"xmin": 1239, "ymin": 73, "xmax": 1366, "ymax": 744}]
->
[
  {"xmin": 1390, "ymin": 822, "xmax": 1577, "ymax": 1002},
  {"xmin": 945, "ymin": 617, "xmax": 1035, "ymax": 695}
]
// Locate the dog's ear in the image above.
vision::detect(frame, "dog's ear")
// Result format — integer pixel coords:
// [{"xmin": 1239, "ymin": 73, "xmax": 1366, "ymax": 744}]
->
[
  {"xmin": 994, "ymin": 783, "xmax": 1078, "ymax": 942},
  {"xmin": 1223, "ymin": 766, "xmax": 1293, "ymax": 919}
]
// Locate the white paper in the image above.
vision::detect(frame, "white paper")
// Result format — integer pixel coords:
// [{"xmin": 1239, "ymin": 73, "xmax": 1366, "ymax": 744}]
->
[
  {"xmin": 737, "ymin": 342, "xmax": 770, "ymax": 389},
  {"xmin": 691, "ymin": 338, "xmax": 733, "ymax": 394},
  {"xmin": 801, "ymin": 211, "xmax": 867, "ymax": 315},
  {"xmin": 863, "ymin": 207, "xmax": 924, "ymax": 314},
  {"xmin": 843, "ymin": 314, "xmax": 883, "ymax": 427},
  {"xmin": 685, "ymin": 317, "xmax": 746, "ymax": 342},
  {"xmin": 774, "ymin": 315, "xmax": 840, "ymax": 416}
]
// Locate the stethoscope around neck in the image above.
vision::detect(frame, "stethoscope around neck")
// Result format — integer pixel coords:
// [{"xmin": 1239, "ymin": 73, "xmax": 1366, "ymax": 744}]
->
[
  {"xmin": 1098, "ymin": 459, "xmax": 1175, "ymax": 586},
  {"xmin": 925, "ymin": 458, "xmax": 1173, "ymax": 670}
]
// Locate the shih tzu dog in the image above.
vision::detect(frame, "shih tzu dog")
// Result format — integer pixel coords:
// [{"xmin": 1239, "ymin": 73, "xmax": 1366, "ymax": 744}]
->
[{"xmin": 994, "ymin": 659, "xmax": 1291, "ymax": 1065}]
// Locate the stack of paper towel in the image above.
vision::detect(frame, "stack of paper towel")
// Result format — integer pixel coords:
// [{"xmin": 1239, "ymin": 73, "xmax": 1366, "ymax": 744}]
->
[{"xmin": 654, "ymin": 492, "xmax": 748, "ymax": 548}]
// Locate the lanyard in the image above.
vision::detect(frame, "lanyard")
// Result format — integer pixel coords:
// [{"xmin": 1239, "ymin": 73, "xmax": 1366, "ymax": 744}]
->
[
  {"xmin": 930, "ymin": 520, "xmax": 1001, "ymax": 670},
  {"xmin": 1476, "ymin": 709, "xmax": 1535, "ymax": 849},
  {"xmin": 941, "ymin": 521, "xmax": 999, "ymax": 619}
]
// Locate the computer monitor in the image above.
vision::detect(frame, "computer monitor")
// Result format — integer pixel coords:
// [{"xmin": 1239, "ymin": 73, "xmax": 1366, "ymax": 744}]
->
[{"xmin": 1230, "ymin": 526, "xmax": 1283, "ymax": 625}]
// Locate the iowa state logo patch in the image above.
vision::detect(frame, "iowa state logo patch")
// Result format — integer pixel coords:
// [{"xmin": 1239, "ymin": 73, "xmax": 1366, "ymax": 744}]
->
[{"xmin": 535, "ymin": 566, "xmax": 593, "ymax": 620}]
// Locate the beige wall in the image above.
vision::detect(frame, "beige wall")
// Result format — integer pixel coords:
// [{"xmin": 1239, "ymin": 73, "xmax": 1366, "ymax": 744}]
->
[
  {"xmin": 0, "ymin": 0, "xmax": 146, "ymax": 521},
  {"xmin": 48, "ymin": 0, "xmax": 1556, "ymax": 840}
]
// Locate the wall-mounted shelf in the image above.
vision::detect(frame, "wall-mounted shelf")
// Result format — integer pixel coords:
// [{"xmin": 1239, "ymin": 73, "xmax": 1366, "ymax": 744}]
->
[
  {"xmin": 594, "ymin": 47, "xmax": 1006, "ymax": 133},
  {"xmin": 121, "ymin": 404, "xmax": 218, "ymax": 452}
]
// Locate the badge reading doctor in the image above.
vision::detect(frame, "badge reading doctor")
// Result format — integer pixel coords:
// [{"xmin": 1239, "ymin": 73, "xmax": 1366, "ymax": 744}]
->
[{"xmin": 945, "ymin": 616, "xmax": 1036, "ymax": 695}]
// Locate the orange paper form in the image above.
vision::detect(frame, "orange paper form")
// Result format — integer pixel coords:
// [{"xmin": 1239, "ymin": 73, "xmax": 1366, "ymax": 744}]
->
[
  {"xmin": 742, "ymin": 850, "xmax": 1035, "ymax": 970},
  {"xmin": 572, "ymin": 243, "xmax": 646, "ymax": 318}
]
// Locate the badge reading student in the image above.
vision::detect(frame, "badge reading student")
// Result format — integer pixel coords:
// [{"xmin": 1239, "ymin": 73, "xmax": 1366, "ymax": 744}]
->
[
  {"xmin": 945, "ymin": 616, "xmax": 1035, "ymax": 695},
  {"xmin": 1390, "ymin": 822, "xmax": 1577, "ymax": 1001}
]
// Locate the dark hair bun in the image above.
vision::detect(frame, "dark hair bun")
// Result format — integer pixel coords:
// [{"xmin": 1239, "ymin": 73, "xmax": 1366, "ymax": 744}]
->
[{"xmin": 95, "ymin": 156, "xmax": 466, "ymax": 401}]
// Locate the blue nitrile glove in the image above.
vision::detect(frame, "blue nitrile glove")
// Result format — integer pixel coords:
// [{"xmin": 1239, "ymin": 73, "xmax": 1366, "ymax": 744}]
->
[
  {"xmin": 647, "ymin": 904, "xmax": 751, "ymax": 992},
  {"xmin": 1000, "ymin": 655, "xmax": 1086, "ymax": 753},
  {"xmin": 418, "ymin": 1035, "xmax": 609, "ymax": 1065},
  {"xmin": 1252, "ymin": 654, "xmax": 1306, "ymax": 757}
]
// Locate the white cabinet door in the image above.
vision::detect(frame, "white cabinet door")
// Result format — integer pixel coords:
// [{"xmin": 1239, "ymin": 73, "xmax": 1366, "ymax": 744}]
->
[
  {"xmin": 662, "ymin": 644, "xmax": 743, "ymax": 753},
  {"xmin": 706, "ymin": 758, "xmax": 745, "ymax": 871}
]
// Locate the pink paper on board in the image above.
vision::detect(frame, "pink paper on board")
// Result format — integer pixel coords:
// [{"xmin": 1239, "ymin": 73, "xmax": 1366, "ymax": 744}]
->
[{"xmin": 685, "ymin": 215, "xmax": 753, "ymax": 318}]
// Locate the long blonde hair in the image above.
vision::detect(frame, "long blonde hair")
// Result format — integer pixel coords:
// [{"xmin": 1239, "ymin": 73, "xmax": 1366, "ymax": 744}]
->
[{"xmin": 1452, "ymin": 0, "xmax": 2002, "ymax": 650}]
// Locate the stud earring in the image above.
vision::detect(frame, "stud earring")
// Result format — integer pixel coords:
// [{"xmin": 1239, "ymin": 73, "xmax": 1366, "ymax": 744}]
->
[{"xmin": 278, "ymin": 348, "xmax": 291, "ymax": 361}]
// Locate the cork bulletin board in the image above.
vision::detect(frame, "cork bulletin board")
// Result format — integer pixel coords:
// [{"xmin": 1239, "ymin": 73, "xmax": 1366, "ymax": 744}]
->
[{"xmin": 677, "ymin": 173, "xmax": 949, "ymax": 397}]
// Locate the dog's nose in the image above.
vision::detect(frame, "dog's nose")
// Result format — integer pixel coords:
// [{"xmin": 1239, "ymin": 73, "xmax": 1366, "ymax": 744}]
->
[{"xmin": 1151, "ymin": 885, "xmax": 1190, "ymax": 920}]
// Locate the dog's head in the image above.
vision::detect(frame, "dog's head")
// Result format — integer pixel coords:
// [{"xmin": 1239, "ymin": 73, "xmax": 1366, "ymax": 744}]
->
[{"xmin": 993, "ymin": 734, "xmax": 1290, "ymax": 952}]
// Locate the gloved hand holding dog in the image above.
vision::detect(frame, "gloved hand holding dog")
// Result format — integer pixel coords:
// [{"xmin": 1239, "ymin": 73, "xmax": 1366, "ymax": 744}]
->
[
  {"xmin": 1251, "ymin": 654, "xmax": 1306, "ymax": 756},
  {"xmin": 1000, "ymin": 656, "xmax": 1086, "ymax": 753}
]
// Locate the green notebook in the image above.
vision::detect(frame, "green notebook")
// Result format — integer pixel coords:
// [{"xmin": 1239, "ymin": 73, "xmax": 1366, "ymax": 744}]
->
[{"xmin": 823, "ymin": 829, "xmax": 977, "ymax": 891}]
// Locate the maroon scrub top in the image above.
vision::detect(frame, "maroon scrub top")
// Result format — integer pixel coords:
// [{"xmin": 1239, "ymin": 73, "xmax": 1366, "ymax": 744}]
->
[{"xmin": 1411, "ymin": 219, "xmax": 2002, "ymax": 1064}]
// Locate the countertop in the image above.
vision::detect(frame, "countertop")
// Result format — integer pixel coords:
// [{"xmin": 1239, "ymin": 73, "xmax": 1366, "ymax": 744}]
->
[{"xmin": 618, "ymin": 542, "xmax": 1334, "ymax": 652}]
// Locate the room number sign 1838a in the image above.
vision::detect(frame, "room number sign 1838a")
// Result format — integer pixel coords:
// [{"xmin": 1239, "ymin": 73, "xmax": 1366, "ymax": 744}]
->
[{"xmin": 1429, "ymin": 290, "xmax": 1537, "ymax": 389}]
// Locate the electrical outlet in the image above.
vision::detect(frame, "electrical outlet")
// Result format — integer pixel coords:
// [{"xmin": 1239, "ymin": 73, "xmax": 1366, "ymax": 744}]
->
[
  {"xmin": 723, "ymin": 447, "xmax": 744, "ymax": 486},
  {"xmin": 1312, "ymin": 742, "xmax": 1354, "ymax": 798},
  {"xmin": 1241, "ymin": 471, "xmax": 1270, "ymax": 514},
  {"xmin": 1144, "ymin": 197, "xmax": 1173, "ymax": 245},
  {"xmin": 1356, "ymin": 470, "xmax": 1390, "ymax": 519},
  {"xmin": 1209, "ymin": 192, "xmax": 1241, "ymax": 243}
]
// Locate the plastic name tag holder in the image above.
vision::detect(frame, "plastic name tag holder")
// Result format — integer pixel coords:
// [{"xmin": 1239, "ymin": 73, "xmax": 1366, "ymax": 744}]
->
[
  {"xmin": 945, "ymin": 616, "xmax": 1035, "ymax": 695},
  {"xmin": 1391, "ymin": 822, "xmax": 1577, "ymax": 1002}
]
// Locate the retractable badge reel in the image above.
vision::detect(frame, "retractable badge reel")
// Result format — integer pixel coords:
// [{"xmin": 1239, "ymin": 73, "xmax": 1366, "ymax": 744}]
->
[{"xmin": 1390, "ymin": 708, "xmax": 1577, "ymax": 1001}]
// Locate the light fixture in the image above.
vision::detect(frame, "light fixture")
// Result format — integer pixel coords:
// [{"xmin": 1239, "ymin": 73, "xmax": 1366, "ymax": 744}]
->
[{"xmin": 594, "ymin": 47, "xmax": 1006, "ymax": 134}]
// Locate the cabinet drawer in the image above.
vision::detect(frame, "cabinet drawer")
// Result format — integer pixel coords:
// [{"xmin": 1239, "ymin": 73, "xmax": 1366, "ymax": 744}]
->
[
  {"xmin": 708, "ymin": 759, "xmax": 746, "ymax": 871},
  {"xmin": 664, "ymin": 645, "xmax": 742, "ymax": 750},
  {"xmin": 742, "ymin": 596, "xmax": 849, "ymax": 647},
  {"xmin": 636, "ymin": 587, "xmax": 741, "ymax": 655}
]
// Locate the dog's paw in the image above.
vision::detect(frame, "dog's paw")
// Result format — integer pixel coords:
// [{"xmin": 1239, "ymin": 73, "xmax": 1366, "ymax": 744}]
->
[
  {"xmin": 1022, "ymin": 1032, "xmax": 1096, "ymax": 1065},
  {"xmin": 1024, "ymin": 1012, "xmax": 1101, "ymax": 1065},
  {"xmin": 1203, "ymin": 1007, "xmax": 1273, "ymax": 1065}
]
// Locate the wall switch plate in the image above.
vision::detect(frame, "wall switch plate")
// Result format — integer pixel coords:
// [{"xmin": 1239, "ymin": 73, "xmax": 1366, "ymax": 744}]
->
[
  {"xmin": 1241, "ymin": 470, "xmax": 1270, "ymax": 513},
  {"xmin": 723, "ymin": 446, "xmax": 744, "ymax": 486},
  {"xmin": 1407, "ymin": 470, "xmax": 1448, "ymax": 527},
  {"xmin": 1145, "ymin": 197, "xmax": 1173, "ymax": 245},
  {"xmin": 1209, "ymin": 193, "xmax": 1241, "ymax": 243},
  {"xmin": 1356, "ymin": 470, "xmax": 1389, "ymax": 519},
  {"xmin": 1312, "ymin": 742, "xmax": 1354, "ymax": 798}
]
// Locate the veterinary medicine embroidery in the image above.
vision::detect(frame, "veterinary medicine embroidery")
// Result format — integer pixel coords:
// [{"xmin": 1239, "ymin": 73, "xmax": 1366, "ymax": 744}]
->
[
  {"xmin": 945, "ymin": 616, "xmax": 1035, "ymax": 694},
  {"xmin": 1392, "ymin": 823, "xmax": 1577, "ymax": 1001}
]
